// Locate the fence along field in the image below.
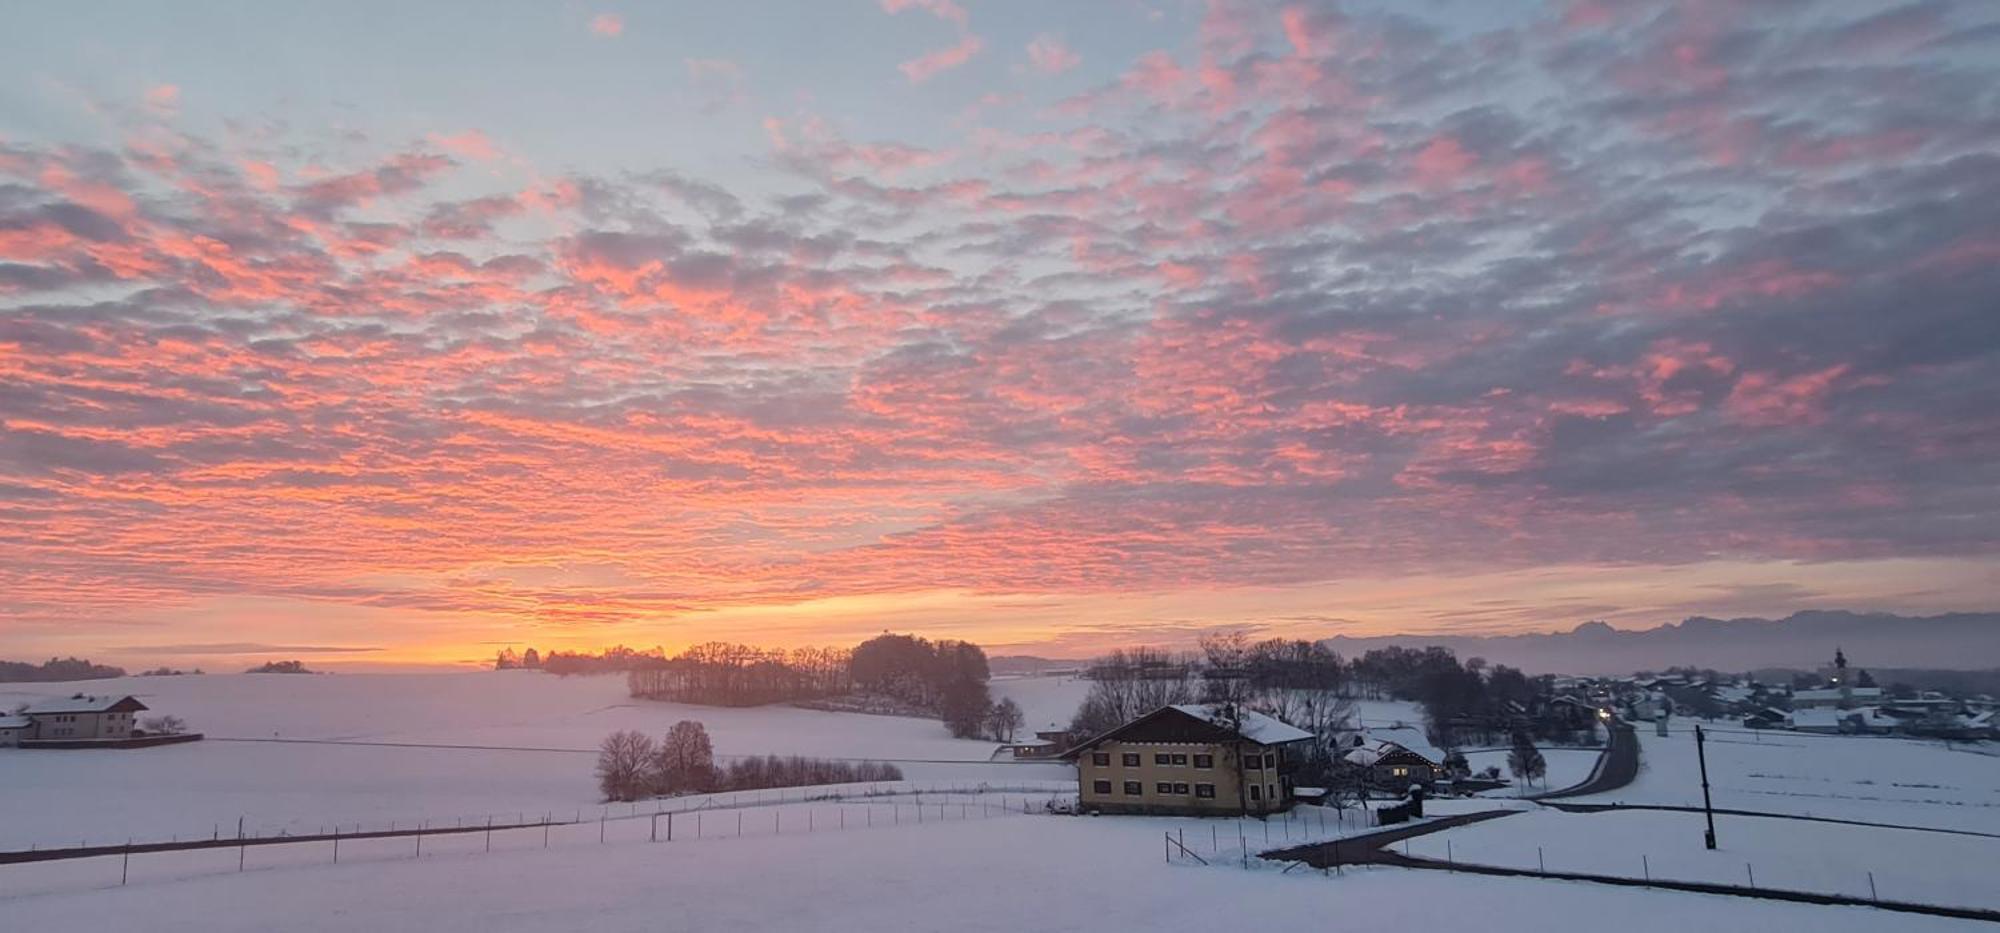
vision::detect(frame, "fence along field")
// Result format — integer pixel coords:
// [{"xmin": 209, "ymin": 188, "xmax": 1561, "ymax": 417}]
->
[{"xmin": 0, "ymin": 781, "xmax": 1076, "ymax": 898}]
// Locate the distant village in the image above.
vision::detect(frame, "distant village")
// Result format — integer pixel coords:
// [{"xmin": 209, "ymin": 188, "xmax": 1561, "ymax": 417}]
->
[{"xmin": 1572, "ymin": 648, "xmax": 1999, "ymax": 740}]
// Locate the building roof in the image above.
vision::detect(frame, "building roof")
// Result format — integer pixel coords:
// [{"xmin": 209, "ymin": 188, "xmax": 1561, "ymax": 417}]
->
[
  {"xmin": 1788, "ymin": 708, "xmax": 1846, "ymax": 729},
  {"xmin": 1066, "ymin": 704, "xmax": 1313, "ymax": 755},
  {"xmin": 0, "ymin": 714, "xmax": 31, "ymax": 729},
  {"xmin": 1348, "ymin": 724, "xmax": 1445, "ymax": 765},
  {"xmin": 22, "ymin": 694, "xmax": 148, "ymax": 715},
  {"xmin": 1167, "ymin": 705, "xmax": 1314, "ymax": 745},
  {"xmin": 1792, "ymin": 687, "xmax": 1884, "ymax": 703}
]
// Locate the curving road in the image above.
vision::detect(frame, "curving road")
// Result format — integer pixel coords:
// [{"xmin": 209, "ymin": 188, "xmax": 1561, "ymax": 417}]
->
[{"xmin": 1531, "ymin": 717, "xmax": 1637, "ymax": 800}]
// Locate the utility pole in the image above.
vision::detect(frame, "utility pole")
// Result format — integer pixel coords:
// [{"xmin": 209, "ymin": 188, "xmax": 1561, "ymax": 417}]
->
[{"xmin": 1695, "ymin": 724, "xmax": 1717, "ymax": 850}]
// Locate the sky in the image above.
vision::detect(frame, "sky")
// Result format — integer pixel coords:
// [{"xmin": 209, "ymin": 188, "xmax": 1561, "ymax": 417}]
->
[{"xmin": 2, "ymin": 1, "xmax": 1998, "ymax": 670}]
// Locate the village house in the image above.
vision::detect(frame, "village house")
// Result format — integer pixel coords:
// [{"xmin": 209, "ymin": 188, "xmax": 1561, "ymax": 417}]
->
[
  {"xmin": 20, "ymin": 694, "xmax": 150, "ymax": 741},
  {"xmin": 1342, "ymin": 725, "xmax": 1448, "ymax": 792},
  {"xmin": 1067, "ymin": 704, "xmax": 1312, "ymax": 816}
]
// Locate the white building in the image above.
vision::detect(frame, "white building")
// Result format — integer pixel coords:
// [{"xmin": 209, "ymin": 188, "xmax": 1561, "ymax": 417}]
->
[{"xmin": 20, "ymin": 694, "xmax": 149, "ymax": 741}]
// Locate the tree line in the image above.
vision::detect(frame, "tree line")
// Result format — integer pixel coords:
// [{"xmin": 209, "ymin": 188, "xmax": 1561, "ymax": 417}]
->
[
  {"xmin": 627, "ymin": 643, "xmax": 853, "ymax": 707},
  {"xmin": 0, "ymin": 657, "xmax": 127, "ymax": 683},
  {"xmin": 522, "ymin": 633, "xmax": 1024, "ymax": 742},
  {"xmin": 595, "ymin": 721, "xmax": 903, "ymax": 802}
]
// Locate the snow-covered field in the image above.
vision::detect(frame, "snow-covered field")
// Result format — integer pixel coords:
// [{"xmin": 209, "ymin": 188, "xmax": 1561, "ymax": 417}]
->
[
  {"xmin": 3, "ymin": 806, "xmax": 1984, "ymax": 933},
  {"xmin": 1405, "ymin": 807, "xmax": 2000, "ymax": 911},
  {"xmin": 987, "ymin": 674, "xmax": 1091, "ymax": 735},
  {"xmin": 1574, "ymin": 721, "xmax": 2000, "ymax": 833},
  {"xmin": 0, "ymin": 672, "xmax": 1070, "ymax": 850},
  {"xmin": 1462, "ymin": 748, "xmax": 1601, "ymax": 795}
]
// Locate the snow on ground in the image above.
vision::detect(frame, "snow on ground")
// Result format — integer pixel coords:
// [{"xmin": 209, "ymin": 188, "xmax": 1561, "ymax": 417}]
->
[
  {"xmin": 0, "ymin": 673, "xmax": 1070, "ymax": 850},
  {"xmin": 1464, "ymin": 748, "xmax": 1601, "ymax": 795},
  {"xmin": 1345, "ymin": 698, "xmax": 1427, "ymax": 729},
  {"xmin": 2, "ymin": 806, "xmax": 1984, "ymax": 933},
  {"xmin": 986, "ymin": 674, "xmax": 1091, "ymax": 736},
  {"xmin": 1574, "ymin": 720, "xmax": 2000, "ymax": 833},
  {"xmin": 1404, "ymin": 807, "xmax": 2000, "ymax": 911}
]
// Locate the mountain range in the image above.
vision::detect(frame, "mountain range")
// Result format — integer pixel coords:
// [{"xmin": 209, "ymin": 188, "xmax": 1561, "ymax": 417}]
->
[{"xmin": 1322, "ymin": 611, "xmax": 2000, "ymax": 677}]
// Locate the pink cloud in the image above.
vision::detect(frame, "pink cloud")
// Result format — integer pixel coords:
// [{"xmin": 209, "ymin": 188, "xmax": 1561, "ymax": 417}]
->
[
  {"xmin": 1026, "ymin": 34, "xmax": 1080, "ymax": 75},
  {"xmin": 1727, "ymin": 365, "xmax": 1851, "ymax": 427},
  {"xmin": 882, "ymin": 0, "xmax": 981, "ymax": 82},
  {"xmin": 144, "ymin": 84, "xmax": 180, "ymax": 114},
  {"xmin": 900, "ymin": 34, "xmax": 983, "ymax": 83},
  {"xmin": 1412, "ymin": 135, "xmax": 1475, "ymax": 188},
  {"xmin": 880, "ymin": 0, "xmax": 967, "ymax": 30},
  {"xmin": 589, "ymin": 13, "xmax": 623, "ymax": 37},
  {"xmin": 428, "ymin": 130, "xmax": 500, "ymax": 162}
]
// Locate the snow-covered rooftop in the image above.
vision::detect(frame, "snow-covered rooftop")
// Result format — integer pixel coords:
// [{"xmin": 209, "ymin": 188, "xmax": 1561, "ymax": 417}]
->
[
  {"xmin": 1344, "ymin": 725, "xmax": 1446, "ymax": 765},
  {"xmin": 1789, "ymin": 708, "xmax": 1846, "ymax": 729},
  {"xmin": 1793, "ymin": 687, "xmax": 1883, "ymax": 702},
  {"xmin": 1167, "ymin": 705, "xmax": 1313, "ymax": 745},
  {"xmin": 21, "ymin": 694, "xmax": 146, "ymax": 715},
  {"xmin": 0, "ymin": 714, "xmax": 31, "ymax": 729}
]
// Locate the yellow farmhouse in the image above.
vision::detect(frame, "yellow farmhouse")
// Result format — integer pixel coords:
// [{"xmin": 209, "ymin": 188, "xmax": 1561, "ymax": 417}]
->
[{"xmin": 1066, "ymin": 704, "xmax": 1313, "ymax": 816}]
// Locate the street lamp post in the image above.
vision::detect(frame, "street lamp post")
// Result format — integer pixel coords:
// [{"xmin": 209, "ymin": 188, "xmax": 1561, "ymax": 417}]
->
[{"xmin": 1695, "ymin": 724, "xmax": 1717, "ymax": 850}]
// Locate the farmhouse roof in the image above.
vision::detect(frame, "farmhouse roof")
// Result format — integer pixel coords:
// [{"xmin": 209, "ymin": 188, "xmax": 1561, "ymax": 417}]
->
[
  {"xmin": 1167, "ymin": 705, "xmax": 1314, "ymax": 745},
  {"xmin": 22, "ymin": 694, "xmax": 148, "ymax": 715},
  {"xmin": 1065, "ymin": 704, "xmax": 1312, "ymax": 756}
]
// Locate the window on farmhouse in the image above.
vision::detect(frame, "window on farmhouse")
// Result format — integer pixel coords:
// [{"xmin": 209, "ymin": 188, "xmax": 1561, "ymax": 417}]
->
[
  {"xmin": 1093, "ymin": 780, "xmax": 1112, "ymax": 794},
  {"xmin": 1122, "ymin": 753, "xmax": 1141, "ymax": 767},
  {"xmin": 1123, "ymin": 781, "xmax": 1143, "ymax": 796},
  {"xmin": 1171, "ymin": 754, "xmax": 1188, "ymax": 765},
  {"xmin": 1157, "ymin": 782, "xmax": 1173, "ymax": 794},
  {"xmin": 1154, "ymin": 753, "xmax": 1171, "ymax": 766},
  {"xmin": 1173, "ymin": 782, "xmax": 1190, "ymax": 794},
  {"xmin": 1195, "ymin": 783, "xmax": 1216, "ymax": 799},
  {"xmin": 1245, "ymin": 755, "xmax": 1262, "ymax": 770},
  {"xmin": 1092, "ymin": 752, "xmax": 1110, "ymax": 766},
  {"xmin": 1193, "ymin": 754, "xmax": 1213, "ymax": 769},
  {"xmin": 1249, "ymin": 784, "xmax": 1262, "ymax": 800}
]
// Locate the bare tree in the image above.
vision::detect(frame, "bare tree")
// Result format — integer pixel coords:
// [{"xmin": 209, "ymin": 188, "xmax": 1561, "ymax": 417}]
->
[
  {"xmin": 655, "ymin": 720, "xmax": 718, "ymax": 794},
  {"xmin": 596, "ymin": 730, "xmax": 657, "ymax": 801},
  {"xmin": 139, "ymin": 715, "xmax": 187, "ymax": 735},
  {"xmin": 1507, "ymin": 732, "xmax": 1546, "ymax": 794},
  {"xmin": 986, "ymin": 697, "xmax": 1025, "ymax": 741}
]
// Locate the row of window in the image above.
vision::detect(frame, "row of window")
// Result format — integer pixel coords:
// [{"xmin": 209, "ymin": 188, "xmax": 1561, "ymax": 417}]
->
[
  {"xmin": 1087, "ymin": 780, "xmax": 1283, "ymax": 803},
  {"xmin": 1090, "ymin": 751, "xmax": 1217, "ymax": 769},
  {"xmin": 1092, "ymin": 780, "xmax": 1219, "ymax": 799},
  {"xmin": 1087, "ymin": 750, "xmax": 1277, "ymax": 770}
]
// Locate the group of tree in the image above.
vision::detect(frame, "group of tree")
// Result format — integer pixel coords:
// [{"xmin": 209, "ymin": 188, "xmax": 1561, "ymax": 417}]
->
[
  {"xmin": 520, "ymin": 633, "xmax": 1018, "ymax": 742},
  {"xmin": 1345, "ymin": 645, "xmax": 1577, "ymax": 746},
  {"xmin": 493, "ymin": 647, "xmax": 543, "ymax": 670},
  {"xmin": 137, "ymin": 666, "xmax": 202, "ymax": 676},
  {"xmin": 1067, "ymin": 637, "xmax": 1356, "ymax": 743},
  {"xmin": 0, "ymin": 657, "xmax": 127, "ymax": 683},
  {"xmin": 538, "ymin": 645, "xmax": 667, "ymax": 675},
  {"xmin": 627, "ymin": 643, "xmax": 852, "ymax": 707},
  {"xmin": 851, "ymin": 634, "xmax": 1018, "ymax": 740},
  {"xmin": 595, "ymin": 722, "xmax": 902, "ymax": 802},
  {"xmin": 245, "ymin": 660, "xmax": 316, "ymax": 674}
]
